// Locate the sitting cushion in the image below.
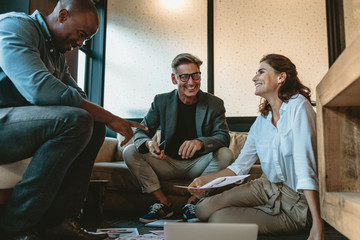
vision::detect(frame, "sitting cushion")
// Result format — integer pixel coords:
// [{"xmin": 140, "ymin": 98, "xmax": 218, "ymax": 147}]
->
[
  {"xmin": 229, "ymin": 131, "xmax": 248, "ymax": 160},
  {"xmin": 0, "ymin": 158, "xmax": 31, "ymax": 189},
  {"xmin": 92, "ymin": 161, "xmax": 191, "ymax": 196}
]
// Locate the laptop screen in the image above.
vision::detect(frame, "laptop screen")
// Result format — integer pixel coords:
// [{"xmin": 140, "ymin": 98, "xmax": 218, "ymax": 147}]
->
[{"xmin": 164, "ymin": 222, "xmax": 258, "ymax": 240}]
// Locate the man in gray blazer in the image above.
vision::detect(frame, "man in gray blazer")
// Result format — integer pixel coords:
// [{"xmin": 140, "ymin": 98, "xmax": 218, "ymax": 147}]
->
[{"xmin": 123, "ymin": 53, "xmax": 232, "ymax": 223}]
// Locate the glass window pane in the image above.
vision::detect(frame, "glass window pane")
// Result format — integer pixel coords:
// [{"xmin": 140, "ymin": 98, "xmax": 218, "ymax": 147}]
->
[{"xmin": 77, "ymin": 50, "xmax": 86, "ymax": 91}]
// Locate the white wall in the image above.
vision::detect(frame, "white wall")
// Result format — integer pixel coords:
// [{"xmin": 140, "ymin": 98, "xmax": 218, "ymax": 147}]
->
[
  {"xmin": 344, "ymin": 0, "xmax": 360, "ymax": 47},
  {"xmin": 214, "ymin": 0, "xmax": 328, "ymax": 116},
  {"xmin": 104, "ymin": 0, "xmax": 329, "ymax": 118},
  {"xmin": 104, "ymin": 0, "xmax": 207, "ymax": 118}
]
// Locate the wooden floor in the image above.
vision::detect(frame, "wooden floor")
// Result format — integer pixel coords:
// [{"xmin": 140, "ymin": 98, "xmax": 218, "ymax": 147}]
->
[{"xmin": 83, "ymin": 211, "xmax": 349, "ymax": 240}]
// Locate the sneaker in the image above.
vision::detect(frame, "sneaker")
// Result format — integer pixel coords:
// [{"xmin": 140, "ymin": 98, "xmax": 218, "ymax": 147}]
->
[
  {"xmin": 139, "ymin": 202, "xmax": 174, "ymax": 223},
  {"xmin": 182, "ymin": 203, "xmax": 200, "ymax": 222}
]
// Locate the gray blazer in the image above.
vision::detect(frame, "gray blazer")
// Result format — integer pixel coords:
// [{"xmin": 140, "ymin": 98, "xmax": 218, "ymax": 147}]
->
[{"xmin": 134, "ymin": 90, "xmax": 230, "ymax": 155}]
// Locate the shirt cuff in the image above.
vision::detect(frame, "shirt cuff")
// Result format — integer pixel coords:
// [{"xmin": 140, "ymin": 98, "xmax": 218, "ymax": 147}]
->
[
  {"xmin": 296, "ymin": 177, "xmax": 319, "ymax": 192},
  {"xmin": 227, "ymin": 165, "xmax": 244, "ymax": 175}
]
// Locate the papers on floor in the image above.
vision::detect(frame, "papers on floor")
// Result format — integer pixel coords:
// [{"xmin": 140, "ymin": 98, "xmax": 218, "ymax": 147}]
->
[
  {"xmin": 96, "ymin": 228, "xmax": 139, "ymax": 240},
  {"xmin": 97, "ymin": 227, "xmax": 166, "ymax": 240},
  {"xmin": 117, "ymin": 231, "xmax": 164, "ymax": 240},
  {"xmin": 117, "ymin": 234, "xmax": 164, "ymax": 240},
  {"xmin": 175, "ymin": 174, "xmax": 250, "ymax": 189},
  {"xmin": 144, "ymin": 219, "xmax": 182, "ymax": 227}
]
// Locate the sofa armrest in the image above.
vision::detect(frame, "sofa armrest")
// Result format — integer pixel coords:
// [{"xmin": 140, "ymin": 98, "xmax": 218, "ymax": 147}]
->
[{"xmin": 95, "ymin": 137, "xmax": 121, "ymax": 163}]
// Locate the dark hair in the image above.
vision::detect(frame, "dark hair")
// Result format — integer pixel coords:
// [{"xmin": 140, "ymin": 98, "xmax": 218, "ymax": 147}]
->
[
  {"xmin": 258, "ymin": 54, "xmax": 315, "ymax": 116},
  {"xmin": 171, "ymin": 53, "xmax": 203, "ymax": 73},
  {"xmin": 57, "ymin": 0, "xmax": 98, "ymax": 17}
]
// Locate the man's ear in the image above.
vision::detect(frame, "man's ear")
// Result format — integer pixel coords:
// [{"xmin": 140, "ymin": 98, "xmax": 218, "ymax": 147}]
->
[
  {"xmin": 58, "ymin": 9, "xmax": 69, "ymax": 23},
  {"xmin": 171, "ymin": 73, "xmax": 177, "ymax": 85}
]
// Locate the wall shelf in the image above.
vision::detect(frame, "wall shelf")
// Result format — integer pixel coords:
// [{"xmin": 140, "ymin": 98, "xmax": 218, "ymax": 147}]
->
[{"xmin": 316, "ymin": 33, "xmax": 360, "ymax": 240}]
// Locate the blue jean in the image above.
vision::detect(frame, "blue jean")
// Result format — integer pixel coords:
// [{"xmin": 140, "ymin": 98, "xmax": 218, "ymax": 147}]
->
[{"xmin": 0, "ymin": 106, "xmax": 106, "ymax": 235}]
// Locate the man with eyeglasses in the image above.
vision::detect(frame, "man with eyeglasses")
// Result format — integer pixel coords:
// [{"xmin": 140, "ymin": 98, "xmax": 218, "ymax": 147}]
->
[{"xmin": 123, "ymin": 53, "xmax": 232, "ymax": 223}]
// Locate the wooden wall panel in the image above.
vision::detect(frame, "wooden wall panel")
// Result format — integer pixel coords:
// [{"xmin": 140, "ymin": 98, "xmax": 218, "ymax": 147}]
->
[{"xmin": 317, "ymin": 33, "xmax": 360, "ymax": 240}]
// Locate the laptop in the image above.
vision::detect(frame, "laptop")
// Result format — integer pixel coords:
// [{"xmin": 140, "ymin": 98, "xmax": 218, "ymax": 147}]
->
[{"xmin": 164, "ymin": 222, "xmax": 258, "ymax": 240}]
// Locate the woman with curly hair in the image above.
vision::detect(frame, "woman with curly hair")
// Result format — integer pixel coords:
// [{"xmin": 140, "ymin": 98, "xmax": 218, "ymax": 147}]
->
[{"xmin": 188, "ymin": 54, "xmax": 325, "ymax": 239}]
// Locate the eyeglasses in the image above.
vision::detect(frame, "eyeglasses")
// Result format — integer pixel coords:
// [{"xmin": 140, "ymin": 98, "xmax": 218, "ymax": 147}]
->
[{"xmin": 176, "ymin": 72, "xmax": 201, "ymax": 82}]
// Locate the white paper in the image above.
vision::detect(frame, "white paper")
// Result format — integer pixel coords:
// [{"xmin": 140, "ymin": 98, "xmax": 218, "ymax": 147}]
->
[
  {"xmin": 144, "ymin": 219, "xmax": 182, "ymax": 227},
  {"xmin": 175, "ymin": 175, "xmax": 250, "ymax": 189},
  {"xmin": 97, "ymin": 228, "xmax": 139, "ymax": 239},
  {"xmin": 149, "ymin": 230, "xmax": 164, "ymax": 236},
  {"xmin": 117, "ymin": 234, "xmax": 164, "ymax": 240}
]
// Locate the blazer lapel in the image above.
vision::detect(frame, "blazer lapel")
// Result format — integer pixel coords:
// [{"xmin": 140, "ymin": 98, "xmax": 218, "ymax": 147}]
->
[
  {"xmin": 195, "ymin": 90, "xmax": 207, "ymax": 137},
  {"xmin": 165, "ymin": 90, "xmax": 178, "ymax": 140}
]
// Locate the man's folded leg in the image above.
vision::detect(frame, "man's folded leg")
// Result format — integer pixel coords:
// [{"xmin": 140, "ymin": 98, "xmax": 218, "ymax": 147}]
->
[{"xmin": 0, "ymin": 106, "xmax": 106, "ymax": 239}]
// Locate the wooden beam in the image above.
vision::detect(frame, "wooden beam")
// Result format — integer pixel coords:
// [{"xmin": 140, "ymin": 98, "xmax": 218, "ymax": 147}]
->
[
  {"xmin": 317, "ymin": 32, "xmax": 360, "ymax": 239},
  {"xmin": 317, "ymin": 34, "xmax": 360, "ymax": 107}
]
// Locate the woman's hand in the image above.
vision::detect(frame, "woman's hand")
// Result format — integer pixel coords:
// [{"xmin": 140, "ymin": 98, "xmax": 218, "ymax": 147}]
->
[
  {"xmin": 188, "ymin": 176, "xmax": 208, "ymax": 198},
  {"xmin": 307, "ymin": 222, "xmax": 326, "ymax": 240},
  {"xmin": 303, "ymin": 190, "xmax": 327, "ymax": 240},
  {"xmin": 188, "ymin": 168, "xmax": 237, "ymax": 198}
]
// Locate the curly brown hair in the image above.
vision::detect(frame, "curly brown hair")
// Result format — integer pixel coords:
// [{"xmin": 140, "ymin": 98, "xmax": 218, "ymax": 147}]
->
[{"xmin": 258, "ymin": 54, "xmax": 315, "ymax": 116}]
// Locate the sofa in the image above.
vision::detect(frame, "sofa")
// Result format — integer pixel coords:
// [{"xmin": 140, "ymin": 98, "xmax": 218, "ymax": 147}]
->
[{"xmin": 91, "ymin": 131, "xmax": 262, "ymax": 215}]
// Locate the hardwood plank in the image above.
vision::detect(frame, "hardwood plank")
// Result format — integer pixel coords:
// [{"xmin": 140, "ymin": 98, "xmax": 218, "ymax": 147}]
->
[
  {"xmin": 316, "ymin": 94, "xmax": 327, "ymax": 198},
  {"xmin": 317, "ymin": 31, "xmax": 360, "ymax": 240},
  {"xmin": 317, "ymin": 34, "xmax": 360, "ymax": 107},
  {"xmin": 322, "ymin": 107, "xmax": 360, "ymax": 192},
  {"xmin": 321, "ymin": 192, "xmax": 360, "ymax": 240}
]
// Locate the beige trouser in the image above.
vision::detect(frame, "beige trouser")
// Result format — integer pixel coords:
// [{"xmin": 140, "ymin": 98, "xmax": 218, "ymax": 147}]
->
[
  {"xmin": 196, "ymin": 174, "xmax": 312, "ymax": 235},
  {"xmin": 123, "ymin": 144, "xmax": 233, "ymax": 193}
]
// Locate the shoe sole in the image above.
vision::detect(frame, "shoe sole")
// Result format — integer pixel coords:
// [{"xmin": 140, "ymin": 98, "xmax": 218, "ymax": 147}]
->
[
  {"xmin": 139, "ymin": 211, "xmax": 174, "ymax": 223},
  {"xmin": 186, "ymin": 217, "xmax": 200, "ymax": 222},
  {"xmin": 183, "ymin": 214, "xmax": 200, "ymax": 223}
]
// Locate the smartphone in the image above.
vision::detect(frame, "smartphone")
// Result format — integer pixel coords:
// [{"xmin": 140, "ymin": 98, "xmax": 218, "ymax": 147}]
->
[{"xmin": 154, "ymin": 140, "xmax": 166, "ymax": 155}]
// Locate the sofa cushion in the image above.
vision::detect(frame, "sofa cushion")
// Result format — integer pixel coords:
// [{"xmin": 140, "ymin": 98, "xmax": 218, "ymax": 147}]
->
[
  {"xmin": 95, "ymin": 137, "xmax": 121, "ymax": 162},
  {"xmin": 92, "ymin": 161, "xmax": 141, "ymax": 192},
  {"xmin": 92, "ymin": 161, "xmax": 191, "ymax": 196},
  {"xmin": 228, "ymin": 131, "xmax": 248, "ymax": 160}
]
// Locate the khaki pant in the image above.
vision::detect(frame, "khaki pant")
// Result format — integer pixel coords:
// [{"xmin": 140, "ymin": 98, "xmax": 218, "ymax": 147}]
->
[
  {"xmin": 123, "ymin": 144, "xmax": 233, "ymax": 193},
  {"xmin": 196, "ymin": 174, "xmax": 312, "ymax": 234}
]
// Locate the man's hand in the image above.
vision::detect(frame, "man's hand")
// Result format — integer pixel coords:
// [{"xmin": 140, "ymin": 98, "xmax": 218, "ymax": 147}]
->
[
  {"xmin": 178, "ymin": 139, "xmax": 203, "ymax": 159},
  {"xmin": 107, "ymin": 115, "xmax": 148, "ymax": 146},
  {"xmin": 146, "ymin": 140, "xmax": 166, "ymax": 159},
  {"xmin": 79, "ymin": 100, "xmax": 147, "ymax": 147}
]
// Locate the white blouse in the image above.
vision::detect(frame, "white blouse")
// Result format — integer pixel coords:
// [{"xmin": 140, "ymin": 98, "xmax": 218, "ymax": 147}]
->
[{"xmin": 228, "ymin": 94, "xmax": 318, "ymax": 192}]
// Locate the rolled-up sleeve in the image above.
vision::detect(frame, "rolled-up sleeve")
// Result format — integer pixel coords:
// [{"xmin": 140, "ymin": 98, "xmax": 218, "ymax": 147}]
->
[
  {"xmin": 293, "ymin": 101, "xmax": 318, "ymax": 192},
  {"xmin": 0, "ymin": 15, "xmax": 84, "ymax": 106},
  {"xmin": 228, "ymin": 121, "xmax": 259, "ymax": 175}
]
